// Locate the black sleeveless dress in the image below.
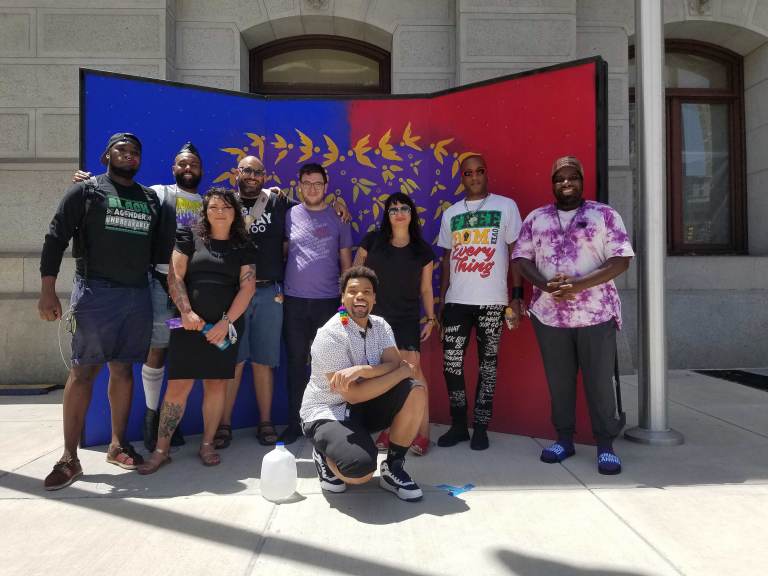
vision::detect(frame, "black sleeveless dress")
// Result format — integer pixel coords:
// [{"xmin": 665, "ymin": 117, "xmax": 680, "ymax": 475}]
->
[{"xmin": 167, "ymin": 227, "xmax": 255, "ymax": 379}]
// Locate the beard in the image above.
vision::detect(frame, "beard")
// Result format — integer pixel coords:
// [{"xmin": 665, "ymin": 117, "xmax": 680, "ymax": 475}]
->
[
  {"xmin": 110, "ymin": 164, "xmax": 139, "ymax": 179},
  {"xmin": 238, "ymin": 178, "xmax": 262, "ymax": 199},
  {"xmin": 175, "ymin": 172, "xmax": 201, "ymax": 190}
]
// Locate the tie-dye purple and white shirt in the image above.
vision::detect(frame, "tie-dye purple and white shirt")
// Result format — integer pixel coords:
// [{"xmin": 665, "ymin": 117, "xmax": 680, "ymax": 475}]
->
[{"xmin": 511, "ymin": 200, "xmax": 634, "ymax": 329}]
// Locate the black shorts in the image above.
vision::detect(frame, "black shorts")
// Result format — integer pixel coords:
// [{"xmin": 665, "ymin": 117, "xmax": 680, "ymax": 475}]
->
[
  {"xmin": 302, "ymin": 378, "xmax": 417, "ymax": 479},
  {"xmin": 387, "ymin": 317, "xmax": 420, "ymax": 352}
]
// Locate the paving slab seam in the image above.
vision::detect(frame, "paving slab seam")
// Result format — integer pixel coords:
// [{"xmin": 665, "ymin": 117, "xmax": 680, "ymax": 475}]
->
[
  {"xmin": 242, "ymin": 495, "xmax": 278, "ymax": 576},
  {"xmin": 588, "ymin": 490, "xmax": 688, "ymax": 576},
  {"xmin": 532, "ymin": 437, "xmax": 687, "ymax": 576},
  {"xmin": 665, "ymin": 396, "xmax": 768, "ymax": 440},
  {"xmin": 0, "ymin": 444, "xmax": 63, "ymax": 481}
]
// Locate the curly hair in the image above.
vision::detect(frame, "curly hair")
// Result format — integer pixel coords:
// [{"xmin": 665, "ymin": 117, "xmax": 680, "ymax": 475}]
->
[{"xmin": 195, "ymin": 187, "xmax": 249, "ymax": 247}]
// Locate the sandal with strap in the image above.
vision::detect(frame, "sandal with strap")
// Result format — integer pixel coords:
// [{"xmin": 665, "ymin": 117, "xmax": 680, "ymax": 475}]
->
[
  {"xmin": 214, "ymin": 424, "xmax": 232, "ymax": 450},
  {"xmin": 136, "ymin": 448, "xmax": 171, "ymax": 475},
  {"xmin": 375, "ymin": 429, "xmax": 390, "ymax": 451},
  {"xmin": 257, "ymin": 421, "xmax": 277, "ymax": 446},
  {"xmin": 199, "ymin": 442, "xmax": 221, "ymax": 467},
  {"xmin": 106, "ymin": 443, "xmax": 144, "ymax": 470},
  {"xmin": 409, "ymin": 434, "xmax": 430, "ymax": 456}
]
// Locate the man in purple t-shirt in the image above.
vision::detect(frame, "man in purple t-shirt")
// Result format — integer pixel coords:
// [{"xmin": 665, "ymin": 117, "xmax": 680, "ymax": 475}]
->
[
  {"xmin": 280, "ymin": 163, "xmax": 353, "ymax": 443},
  {"xmin": 512, "ymin": 156, "xmax": 634, "ymax": 475}
]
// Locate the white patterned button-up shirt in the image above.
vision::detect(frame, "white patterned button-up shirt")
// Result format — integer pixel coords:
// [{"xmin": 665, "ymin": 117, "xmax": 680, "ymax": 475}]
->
[{"xmin": 300, "ymin": 312, "xmax": 396, "ymax": 423}]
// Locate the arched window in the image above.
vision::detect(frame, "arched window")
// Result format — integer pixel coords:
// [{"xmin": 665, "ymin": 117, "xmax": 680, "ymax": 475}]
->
[
  {"xmin": 250, "ymin": 35, "xmax": 390, "ymax": 95},
  {"xmin": 630, "ymin": 40, "xmax": 746, "ymax": 254}
]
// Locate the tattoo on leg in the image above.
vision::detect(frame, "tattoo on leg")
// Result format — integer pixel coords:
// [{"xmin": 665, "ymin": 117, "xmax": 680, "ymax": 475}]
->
[{"xmin": 158, "ymin": 402, "xmax": 183, "ymax": 439}]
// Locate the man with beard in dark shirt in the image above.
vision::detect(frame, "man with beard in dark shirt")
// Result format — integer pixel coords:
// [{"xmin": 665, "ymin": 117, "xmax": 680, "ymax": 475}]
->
[
  {"xmin": 39, "ymin": 132, "xmax": 170, "ymax": 490},
  {"xmin": 216, "ymin": 155, "xmax": 349, "ymax": 448}
]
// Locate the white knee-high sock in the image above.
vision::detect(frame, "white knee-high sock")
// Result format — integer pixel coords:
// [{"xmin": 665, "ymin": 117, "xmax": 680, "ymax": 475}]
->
[{"xmin": 142, "ymin": 364, "xmax": 165, "ymax": 410}]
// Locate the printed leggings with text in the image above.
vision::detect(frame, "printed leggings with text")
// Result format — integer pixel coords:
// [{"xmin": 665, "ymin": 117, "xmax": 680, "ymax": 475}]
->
[{"xmin": 441, "ymin": 303, "xmax": 505, "ymax": 426}]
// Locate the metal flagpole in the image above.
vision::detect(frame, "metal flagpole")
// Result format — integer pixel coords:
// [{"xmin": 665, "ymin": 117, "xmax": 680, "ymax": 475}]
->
[{"xmin": 625, "ymin": 0, "xmax": 684, "ymax": 446}]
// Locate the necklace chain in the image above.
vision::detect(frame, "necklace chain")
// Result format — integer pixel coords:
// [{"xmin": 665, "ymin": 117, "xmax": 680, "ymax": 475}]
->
[{"xmin": 464, "ymin": 194, "xmax": 489, "ymax": 224}]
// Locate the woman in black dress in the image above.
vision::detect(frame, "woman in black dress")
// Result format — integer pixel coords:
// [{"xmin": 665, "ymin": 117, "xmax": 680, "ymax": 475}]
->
[
  {"xmin": 139, "ymin": 188, "xmax": 256, "ymax": 473},
  {"xmin": 353, "ymin": 192, "xmax": 436, "ymax": 455}
]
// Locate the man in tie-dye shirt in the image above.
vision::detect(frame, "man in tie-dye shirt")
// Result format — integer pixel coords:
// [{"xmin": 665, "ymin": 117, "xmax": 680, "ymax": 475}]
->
[{"xmin": 512, "ymin": 156, "xmax": 634, "ymax": 475}]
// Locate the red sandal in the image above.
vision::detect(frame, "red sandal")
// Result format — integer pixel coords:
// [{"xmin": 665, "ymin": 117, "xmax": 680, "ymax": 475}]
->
[{"xmin": 410, "ymin": 434, "xmax": 430, "ymax": 456}]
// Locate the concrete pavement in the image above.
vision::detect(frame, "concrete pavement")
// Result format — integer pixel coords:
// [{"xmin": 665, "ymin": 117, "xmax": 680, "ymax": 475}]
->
[{"xmin": 2, "ymin": 369, "xmax": 767, "ymax": 576}]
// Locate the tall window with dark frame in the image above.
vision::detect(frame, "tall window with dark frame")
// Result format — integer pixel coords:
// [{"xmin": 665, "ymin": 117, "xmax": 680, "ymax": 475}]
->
[
  {"xmin": 630, "ymin": 40, "xmax": 746, "ymax": 254},
  {"xmin": 250, "ymin": 35, "xmax": 390, "ymax": 96}
]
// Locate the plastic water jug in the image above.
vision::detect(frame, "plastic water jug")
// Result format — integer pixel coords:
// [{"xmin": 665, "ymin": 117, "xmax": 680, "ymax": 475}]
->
[{"xmin": 260, "ymin": 442, "xmax": 297, "ymax": 502}]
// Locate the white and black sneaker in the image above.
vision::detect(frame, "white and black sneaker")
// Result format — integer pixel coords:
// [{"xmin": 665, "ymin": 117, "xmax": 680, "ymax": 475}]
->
[
  {"xmin": 312, "ymin": 448, "xmax": 346, "ymax": 493},
  {"xmin": 379, "ymin": 459, "xmax": 423, "ymax": 502}
]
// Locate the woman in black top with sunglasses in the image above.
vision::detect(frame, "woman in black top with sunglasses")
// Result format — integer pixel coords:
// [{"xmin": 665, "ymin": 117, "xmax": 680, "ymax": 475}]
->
[{"xmin": 353, "ymin": 192, "xmax": 436, "ymax": 455}]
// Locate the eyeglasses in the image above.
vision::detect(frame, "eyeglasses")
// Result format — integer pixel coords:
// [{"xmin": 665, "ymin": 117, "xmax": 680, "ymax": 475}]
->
[
  {"xmin": 239, "ymin": 167, "xmax": 265, "ymax": 177},
  {"xmin": 462, "ymin": 168, "xmax": 486, "ymax": 177},
  {"xmin": 553, "ymin": 175, "xmax": 583, "ymax": 185},
  {"xmin": 299, "ymin": 181, "xmax": 326, "ymax": 191},
  {"xmin": 388, "ymin": 205, "xmax": 412, "ymax": 216},
  {"xmin": 207, "ymin": 205, "xmax": 234, "ymax": 212}
]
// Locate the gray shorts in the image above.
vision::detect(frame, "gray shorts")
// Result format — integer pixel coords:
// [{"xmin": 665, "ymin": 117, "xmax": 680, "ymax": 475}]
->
[{"xmin": 149, "ymin": 273, "xmax": 175, "ymax": 349}]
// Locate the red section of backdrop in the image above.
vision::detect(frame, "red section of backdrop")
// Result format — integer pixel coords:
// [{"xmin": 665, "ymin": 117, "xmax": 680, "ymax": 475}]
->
[{"xmin": 349, "ymin": 62, "xmax": 600, "ymax": 443}]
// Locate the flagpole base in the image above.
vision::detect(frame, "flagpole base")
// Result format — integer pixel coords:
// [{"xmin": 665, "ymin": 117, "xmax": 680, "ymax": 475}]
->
[{"xmin": 624, "ymin": 426, "xmax": 684, "ymax": 446}]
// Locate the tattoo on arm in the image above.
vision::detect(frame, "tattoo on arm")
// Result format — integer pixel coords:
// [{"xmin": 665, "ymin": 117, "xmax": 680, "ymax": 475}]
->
[
  {"xmin": 240, "ymin": 264, "xmax": 256, "ymax": 284},
  {"xmin": 168, "ymin": 258, "xmax": 192, "ymax": 314},
  {"xmin": 158, "ymin": 402, "xmax": 183, "ymax": 439}
]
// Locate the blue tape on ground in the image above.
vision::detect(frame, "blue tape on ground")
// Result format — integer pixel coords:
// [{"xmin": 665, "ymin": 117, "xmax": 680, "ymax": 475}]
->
[{"xmin": 435, "ymin": 483, "xmax": 475, "ymax": 497}]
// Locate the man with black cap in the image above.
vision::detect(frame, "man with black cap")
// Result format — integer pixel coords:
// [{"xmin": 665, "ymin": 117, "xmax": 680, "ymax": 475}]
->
[
  {"xmin": 512, "ymin": 155, "xmax": 634, "ymax": 475},
  {"xmin": 73, "ymin": 142, "xmax": 205, "ymax": 451},
  {"xmin": 39, "ymin": 132, "xmax": 171, "ymax": 490}
]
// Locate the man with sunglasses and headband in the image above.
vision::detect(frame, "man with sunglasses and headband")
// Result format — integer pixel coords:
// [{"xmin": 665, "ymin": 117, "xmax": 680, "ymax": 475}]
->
[
  {"xmin": 217, "ymin": 156, "xmax": 350, "ymax": 448},
  {"xmin": 436, "ymin": 154, "xmax": 523, "ymax": 451},
  {"xmin": 513, "ymin": 156, "xmax": 633, "ymax": 475}
]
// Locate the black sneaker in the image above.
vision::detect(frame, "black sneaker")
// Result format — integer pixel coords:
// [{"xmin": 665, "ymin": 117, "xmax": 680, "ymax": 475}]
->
[
  {"xmin": 379, "ymin": 459, "xmax": 423, "ymax": 502},
  {"xmin": 437, "ymin": 423, "xmax": 470, "ymax": 447},
  {"xmin": 312, "ymin": 448, "xmax": 346, "ymax": 493},
  {"xmin": 143, "ymin": 408, "xmax": 159, "ymax": 452}
]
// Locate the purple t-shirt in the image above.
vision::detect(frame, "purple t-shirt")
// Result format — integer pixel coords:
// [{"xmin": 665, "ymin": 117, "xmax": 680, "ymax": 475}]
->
[
  {"xmin": 284, "ymin": 204, "xmax": 353, "ymax": 299},
  {"xmin": 512, "ymin": 200, "xmax": 634, "ymax": 329}
]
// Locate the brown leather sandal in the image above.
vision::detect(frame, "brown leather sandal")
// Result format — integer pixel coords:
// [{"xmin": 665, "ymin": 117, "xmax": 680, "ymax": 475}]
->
[
  {"xmin": 257, "ymin": 421, "xmax": 277, "ymax": 446},
  {"xmin": 136, "ymin": 448, "xmax": 171, "ymax": 475},
  {"xmin": 199, "ymin": 442, "xmax": 221, "ymax": 467}
]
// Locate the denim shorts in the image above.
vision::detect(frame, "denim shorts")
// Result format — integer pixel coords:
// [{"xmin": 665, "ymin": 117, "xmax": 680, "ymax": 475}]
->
[
  {"xmin": 149, "ymin": 273, "xmax": 174, "ymax": 349},
  {"xmin": 69, "ymin": 277, "xmax": 153, "ymax": 365},
  {"xmin": 236, "ymin": 282, "xmax": 283, "ymax": 367}
]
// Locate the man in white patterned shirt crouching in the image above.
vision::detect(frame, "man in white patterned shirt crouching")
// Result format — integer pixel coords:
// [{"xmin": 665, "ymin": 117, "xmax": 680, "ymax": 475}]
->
[{"xmin": 300, "ymin": 265, "xmax": 426, "ymax": 502}]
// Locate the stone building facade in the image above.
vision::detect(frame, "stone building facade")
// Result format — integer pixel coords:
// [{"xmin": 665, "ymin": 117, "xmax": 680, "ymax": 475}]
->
[{"xmin": 1, "ymin": 0, "xmax": 766, "ymax": 383}]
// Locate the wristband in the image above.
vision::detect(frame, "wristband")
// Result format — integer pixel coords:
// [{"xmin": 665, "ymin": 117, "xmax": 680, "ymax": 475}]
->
[
  {"xmin": 425, "ymin": 317, "xmax": 436, "ymax": 324},
  {"xmin": 511, "ymin": 286, "xmax": 524, "ymax": 300}
]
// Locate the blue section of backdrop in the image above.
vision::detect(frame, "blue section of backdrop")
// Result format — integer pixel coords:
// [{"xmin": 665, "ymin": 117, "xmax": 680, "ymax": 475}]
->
[{"xmin": 81, "ymin": 74, "xmax": 351, "ymax": 447}]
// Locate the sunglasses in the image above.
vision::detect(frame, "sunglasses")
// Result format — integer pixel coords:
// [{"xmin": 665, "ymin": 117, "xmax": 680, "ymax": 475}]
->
[{"xmin": 388, "ymin": 205, "xmax": 412, "ymax": 216}]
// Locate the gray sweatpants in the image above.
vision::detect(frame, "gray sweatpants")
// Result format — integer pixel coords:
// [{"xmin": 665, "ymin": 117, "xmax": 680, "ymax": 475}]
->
[{"xmin": 531, "ymin": 315, "xmax": 623, "ymax": 442}]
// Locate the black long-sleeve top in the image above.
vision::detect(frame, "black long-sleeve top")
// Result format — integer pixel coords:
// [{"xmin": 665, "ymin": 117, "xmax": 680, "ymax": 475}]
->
[{"xmin": 40, "ymin": 173, "xmax": 173, "ymax": 287}]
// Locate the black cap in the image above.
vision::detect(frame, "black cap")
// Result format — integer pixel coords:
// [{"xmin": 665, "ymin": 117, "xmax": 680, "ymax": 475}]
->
[
  {"xmin": 177, "ymin": 141, "xmax": 202, "ymax": 163},
  {"xmin": 101, "ymin": 132, "xmax": 141, "ymax": 165}
]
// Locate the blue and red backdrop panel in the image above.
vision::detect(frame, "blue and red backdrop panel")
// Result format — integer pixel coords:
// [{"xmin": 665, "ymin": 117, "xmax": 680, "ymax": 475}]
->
[{"xmin": 80, "ymin": 57, "xmax": 608, "ymax": 447}]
